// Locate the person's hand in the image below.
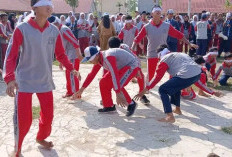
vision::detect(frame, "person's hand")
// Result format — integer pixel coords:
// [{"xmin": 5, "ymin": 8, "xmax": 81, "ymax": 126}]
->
[
  {"xmin": 71, "ymin": 70, "xmax": 81, "ymax": 81},
  {"xmin": 134, "ymin": 88, "xmax": 148, "ymax": 101},
  {"xmin": 189, "ymin": 43, "xmax": 199, "ymax": 49},
  {"xmin": 59, "ymin": 63, "xmax": 63, "ymax": 70},
  {"xmin": 213, "ymin": 91, "xmax": 223, "ymax": 97},
  {"xmin": 6, "ymin": 80, "xmax": 18, "ymax": 97},
  {"xmin": 136, "ymin": 70, "xmax": 142, "ymax": 79},
  {"xmin": 71, "ymin": 87, "xmax": 84, "ymax": 100},
  {"xmin": 116, "ymin": 92, "xmax": 128, "ymax": 108},
  {"xmin": 213, "ymin": 80, "xmax": 218, "ymax": 87}
]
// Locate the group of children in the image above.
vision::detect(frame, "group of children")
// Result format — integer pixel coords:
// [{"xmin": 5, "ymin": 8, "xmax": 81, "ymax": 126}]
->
[{"xmin": 1, "ymin": 1, "xmax": 232, "ymax": 156}]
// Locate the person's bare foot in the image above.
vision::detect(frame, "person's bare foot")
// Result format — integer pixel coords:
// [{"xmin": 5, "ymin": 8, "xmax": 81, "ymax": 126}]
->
[
  {"xmin": 173, "ymin": 107, "xmax": 182, "ymax": 115},
  {"xmin": 10, "ymin": 151, "xmax": 22, "ymax": 157},
  {"xmin": 198, "ymin": 90, "xmax": 211, "ymax": 97},
  {"xmin": 158, "ymin": 113, "xmax": 175, "ymax": 123},
  {"xmin": 36, "ymin": 139, "xmax": 54, "ymax": 149},
  {"xmin": 62, "ymin": 93, "xmax": 73, "ymax": 98}
]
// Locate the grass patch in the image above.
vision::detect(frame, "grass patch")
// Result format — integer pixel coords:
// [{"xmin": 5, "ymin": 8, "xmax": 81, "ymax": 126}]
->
[
  {"xmin": 53, "ymin": 60, "xmax": 59, "ymax": 66},
  {"xmin": 32, "ymin": 106, "xmax": 40, "ymax": 119},
  {"xmin": 207, "ymin": 82, "xmax": 232, "ymax": 91},
  {"xmin": 216, "ymin": 57, "xmax": 224, "ymax": 64},
  {"xmin": 221, "ymin": 126, "xmax": 232, "ymax": 135}
]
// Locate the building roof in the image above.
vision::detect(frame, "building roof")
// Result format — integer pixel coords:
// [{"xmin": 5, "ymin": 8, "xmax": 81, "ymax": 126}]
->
[
  {"xmin": 0, "ymin": 0, "xmax": 93, "ymax": 14},
  {"xmin": 162, "ymin": 0, "xmax": 226, "ymax": 14}
]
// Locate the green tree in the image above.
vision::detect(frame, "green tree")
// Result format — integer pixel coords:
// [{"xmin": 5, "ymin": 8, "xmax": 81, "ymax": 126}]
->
[{"xmin": 65, "ymin": 0, "xmax": 79, "ymax": 13}]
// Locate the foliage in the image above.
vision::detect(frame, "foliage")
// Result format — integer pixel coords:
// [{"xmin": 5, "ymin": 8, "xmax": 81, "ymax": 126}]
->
[{"xmin": 65, "ymin": 0, "xmax": 79, "ymax": 13}]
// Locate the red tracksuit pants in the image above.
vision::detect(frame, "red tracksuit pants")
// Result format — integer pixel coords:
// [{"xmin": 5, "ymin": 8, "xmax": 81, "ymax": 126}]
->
[
  {"xmin": 65, "ymin": 59, "xmax": 80, "ymax": 95},
  {"xmin": 79, "ymin": 37, "xmax": 89, "ymax": 54},
  {"xmin": 147, "ymin": 58, "xmax": 160, "ymax": 82},
  {"xmin": 14, "ymin": 92, "xmax": 53, "ymax": 156},
  {"xmin": 100, "ymin": 67, "xmax": 140, "ymax": 107}
]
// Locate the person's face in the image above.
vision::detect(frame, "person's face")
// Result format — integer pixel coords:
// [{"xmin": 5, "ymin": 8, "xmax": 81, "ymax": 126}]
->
[
  {"xmin": 200, "ymin": 63, "xmax": 205, "ymax": 66},
  {"xmin": 142, "ymin": 14, "xmax": 146, "ymax": 19},
  {"xmin": 90, "ymin": 14, "xmax": 93, "ymax": 20},
  {"xmin": 176, "ymin": 16, "xmax": 180, "ymax": 22},
  {"xmin": 167, "ymin": 13, "xmax": 173, "ymax": 19},
  {"xmin": 225, "ymin": 58, "xmax": 232, "ymax": 66},
  {"xmin": 152, "ymin": 10, "xmax": 161, "ymax": 19},
  {"xmin": 194, "ymin": 16, "xmax": 197, "ymax": 21},
  {"xmin": 122, "ymin": 16, "xmax": 125, "ymax": 22},
  {"xmin": 90, "ymin": 55, "xmax": 99, "ymax": 65},
  {"xmin": 1, "ymin": 16, "xmax": 8, "ymax": 23},
  {"xmin": 71, "ymin": 16, "xmax": 75, "ymax": 22},
  {"xmin": 218, "ymin": 14, "xmax": 223, "ymax": 19},
  {"xmin": 126, "ymin": 23, "xmax": 132, "ymax": 27},
  {"xmin": 81, "ymin": 14, "xmax": 85, "ymax": 19},
  {"xmin": 94, "ymin": 18, "xmax": 98, "ymax": 23},
  {"xmin": 210, "ymin": 14, "xmax": 215, "ymax": 20},
  {"xmin": 33, "ymin": 5, "xmax": 53, "ymax": 18},
  {"xmin": 69, "ymin": 12, "xmax": 72, "ymax": 17},
  {"xmin": 111, "ymin": 17, "xmax": 115, "ymax": 22},
  {"xmin": 184, "ymin": 16, "xmax": 189, "ymax": 21},
  {"xmin": 12, "ymin": 16, "xmax": 16, "ymax": 22},
  {"xmin": 61, "ymin": 16, "xmax": 65, "ymax": 21}
]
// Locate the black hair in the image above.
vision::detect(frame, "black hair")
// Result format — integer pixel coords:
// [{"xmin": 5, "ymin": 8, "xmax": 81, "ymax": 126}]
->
[
  {"xmin": 141, "ymin": 11, "xmax": 147, "ymax": 15},
  {"xmin": 48, "ymin": 16, "xmax": 56, "ymax": 23},
  {"xmin": 224, "ymin": 53, "xmax": 232, "ymax": 60},
  {"xmin": 0, "ymin": 13, "xmax": 8, "ymax": 18},
  {"xmin": 125, "ymin": 15, "xmax": 132, "ymax": 20},
  {"xmin": 119, "ymin": 13, "xmax": 123, "ymax": 16},
  {"xmin": 157, "ymin": 44, "xmax": 168, "ymax": 53},
  {"xmin": 108, "ymin": 36, "xmax": 121, "ymax": 48},
  {"xmin": 194, "ymin": 56, "xmax": 206, "ymax": 65},
  {"xmin": 202, "ymin": 10, "xmax": 207, "ymax": 13},
  {"xmin": 31, "ymin": 0, "xmax": 39, "ymax": 6},
  {"xmin": 103, "ymin": 14, "xmax": 110, "ymax": 29}
]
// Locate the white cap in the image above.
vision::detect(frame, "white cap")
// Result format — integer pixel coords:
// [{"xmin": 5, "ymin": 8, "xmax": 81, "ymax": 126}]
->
[{"xmin": 167, "ymin": 9, "xmax": 174, "ymax": 14}]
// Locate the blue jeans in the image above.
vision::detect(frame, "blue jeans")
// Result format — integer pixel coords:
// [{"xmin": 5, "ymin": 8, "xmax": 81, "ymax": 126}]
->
[
  {"xmin": 196, "ymin": 39, "xmax": 208, "ymax": 56},
  {"xmin": 219, "ymin": 75, "xmax": 231, "ymax": 86},
  {"xmin": 167, "ymin": 42, "xmax": 178, "ymax": 52},
  {"xmin": 159, "ymin": 74, "xmax": 201, "ymax": 113}
]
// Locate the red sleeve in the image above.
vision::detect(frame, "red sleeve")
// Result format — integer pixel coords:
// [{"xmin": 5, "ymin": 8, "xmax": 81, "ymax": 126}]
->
[
  {"xmin": 0, "ymin": 25, "xmax": 8, "ymax": 39},
  {"xmin": 105, "ymin": 56, "xmax": 121, "ymax": 93},
  {"xmin": 82, "ymin": 64, "xmax": 101, "ymax": 88},
  {"xmin": 55, "ymin": 34, "xmax": 74, "ymax": 72},
  {"xmin": 147, "ymin": 62, "xmax": 169, "ymax": 90},
  {"xmin": 134, "ymin": 26, "xmax": 147, "ymax": 44},
  {"xmin": 3, "ymin": 28, "xmax": 23, "ymax": 83},
  {"xmin": 135, "ymin": 28, "xmax": 139, "ymax": 37},
  {"xmin": 168, "ymin": 25, "xmax": 184, "ymax": 40},
  {"xmin": 213, "ymin": 23, "xmax": 216, "ymax": 33},
  {"xmin": 195, "ymin": 25, "xmax": 197, "ymax": 31},
  {"xmin": 194, "ymin": 78, "xmax": 214, "ymax": 95},
  {"xmin": 63, "ymin": 29, "xmax": 79, "ymax": 49},
  {"xmin": 180, "ymin": 25, "xmax": 184, "ymax": 33},
  {"xmin": 213, "ymin": 65, "xmax": 223, "ymax": 80},
  {"xmin": 189, "ymin": 25, "xmax": 192, "ymax": 34},
  {"xmin": 207, "ymin": 24, "xmax": 210, "ymax": 29},
  {"xmin": 118, "ymin": 29, "xmax": 124, "ymax": 40}
]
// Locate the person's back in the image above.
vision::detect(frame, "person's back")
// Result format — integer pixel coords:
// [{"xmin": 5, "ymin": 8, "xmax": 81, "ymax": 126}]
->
[
  {"xmin": 161, "ymin": 52, "xmax": 201, "ymax": 78},
  {"xmin": 103, "ymin": 48, "xmax": 138, "ymax": 70},
  {"xmin": 196, "ymin": 20, "xmax": 208, "ymax": 39}
]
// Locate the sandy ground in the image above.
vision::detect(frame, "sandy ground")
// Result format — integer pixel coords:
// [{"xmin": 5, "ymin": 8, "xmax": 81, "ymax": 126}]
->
[{"xmin": 0, "ymin": 64, "xmax": 232, "ymax": 157}]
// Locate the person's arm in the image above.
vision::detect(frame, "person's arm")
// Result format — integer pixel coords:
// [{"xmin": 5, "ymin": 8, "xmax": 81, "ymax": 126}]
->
[
  {"xmin": 54, "ymin": 33, "xmax": 74, "ymax": 72},
  {"xmin": 0, "ymin": 25, "xmax": 8, "ymax": 39},
  {"xmin": 118, "ymin": 29, "xmax": 124, "ymax": 40},
  {"xmin": 105, "ymin": 56, "xmax": 121, "ymax": 93},
  {"xmin": 82, "ymin": 64, "xmax": 102, "ymax": 88},
  {"xmin": 213, "ymin": 65, "xmax": 223, "ymax": 80},
  {"xmin": 63, "ymin": 29, "xmax": 79, "ymax": 49},
  {"xmin": 111, "ymin": 22, "xmax": 117, "ymax": 36},
  {"xmin": 194, "ymin": 79, "xmax": 214, "ymax": 95},
  {"xmin": 146, "ymin": 62, "xmax": 169, "ymax": 90},
  {"xmin": 135, "ymin": 28, "xmax": 139, "ymax": 37},
  {"xmin": 3, "ymin": 28, "xmax": 23, "ymax": 83},
  {"xmin": 131, "ymin": 26, "xmax": 147, "ymax": 51}
]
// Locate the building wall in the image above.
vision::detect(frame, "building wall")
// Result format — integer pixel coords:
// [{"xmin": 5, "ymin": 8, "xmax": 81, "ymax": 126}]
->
[
  {"xmin": 138, "ymin": 0, "xmax": 155, "ymax": 13},
  {"xmin": 97, "ymin": 0, "xmax": 127, "ymax": 15}
]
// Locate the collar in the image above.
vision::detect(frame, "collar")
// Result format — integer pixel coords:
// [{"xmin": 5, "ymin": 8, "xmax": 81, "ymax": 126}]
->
[
  {"xmin": 151, "ymin": 20, "xmax": 163, "ymax": 27},
  {"xmin": 99, "ymin": 52, "xmax": 103, "ymax": 65},
  {"xmin": 58, "ymin": 24, "xmax": 62, "ymax": 30},
  {"xmin": 28, "ymin": 17, "xmax": 50, "ymax": 32}
]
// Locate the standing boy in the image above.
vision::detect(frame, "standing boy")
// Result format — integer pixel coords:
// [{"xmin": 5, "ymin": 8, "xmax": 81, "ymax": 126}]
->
[{"xmin": 3, "ymin": 0, "xmax": 79, "ymax": 156}]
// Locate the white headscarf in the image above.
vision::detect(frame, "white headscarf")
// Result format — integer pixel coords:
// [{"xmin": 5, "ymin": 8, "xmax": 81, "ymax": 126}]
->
[
  {"xmin": 60, "ymin": 15, "xmax": 66, "ymax": 25},
  {"xmin": 87, "ymin": 13, "xmax": 94, "ymax": 26},
  {"xmin": 77, "ymin": 12, "xmax": 86, "ymax": 25},
  {"xmin": 66, "ymin": 11, "xmax": 74, "ymax": 23},
  {"xmin": 191, "ymin": 15, "xmax": 198, "ymax": 27},
  {"xmin": 23, "ymin": 10, "xmax": 35, "ymax": 22}
]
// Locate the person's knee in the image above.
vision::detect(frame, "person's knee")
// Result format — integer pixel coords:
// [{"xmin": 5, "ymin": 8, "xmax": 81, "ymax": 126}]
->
[{"xmin": 159, "ymin": 85, "xmax": 168, "ymax": 95}]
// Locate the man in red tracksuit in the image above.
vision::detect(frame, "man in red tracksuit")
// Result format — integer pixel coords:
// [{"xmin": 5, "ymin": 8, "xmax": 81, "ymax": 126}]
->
[
  {"xmin": 3, "ymin": 0, "xmax": 79, "ymax": 156},
  {"xmin": 73, "ymin": 40, "xmax": 141, "ymax": 116},
  {"xmin": 51, "ymin": 16, "xmax": 83, "ymax": 98},
  {"xmin": 131, "ymin": 5, "xmax": 198, "ymax": 85}
]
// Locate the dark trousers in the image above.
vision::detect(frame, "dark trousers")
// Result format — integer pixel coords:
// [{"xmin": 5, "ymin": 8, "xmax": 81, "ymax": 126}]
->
[
  {"xmin": 219, "ymin": 39, "xmax": 232, "ymax": 56},
  {"xmin": 219, "ymin": 75, "xmax": 231, "ymax": 86},
  {"xmin": 159, "ymin": 74, "xmax": 200, "ymax": 113},
  {"xmin": 196, "ymin": 39, "xmax": 208, "ymax": 56},
  {"xmin": 167, "ymin": 41, "xmax": 178, "ymax": 52}
]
